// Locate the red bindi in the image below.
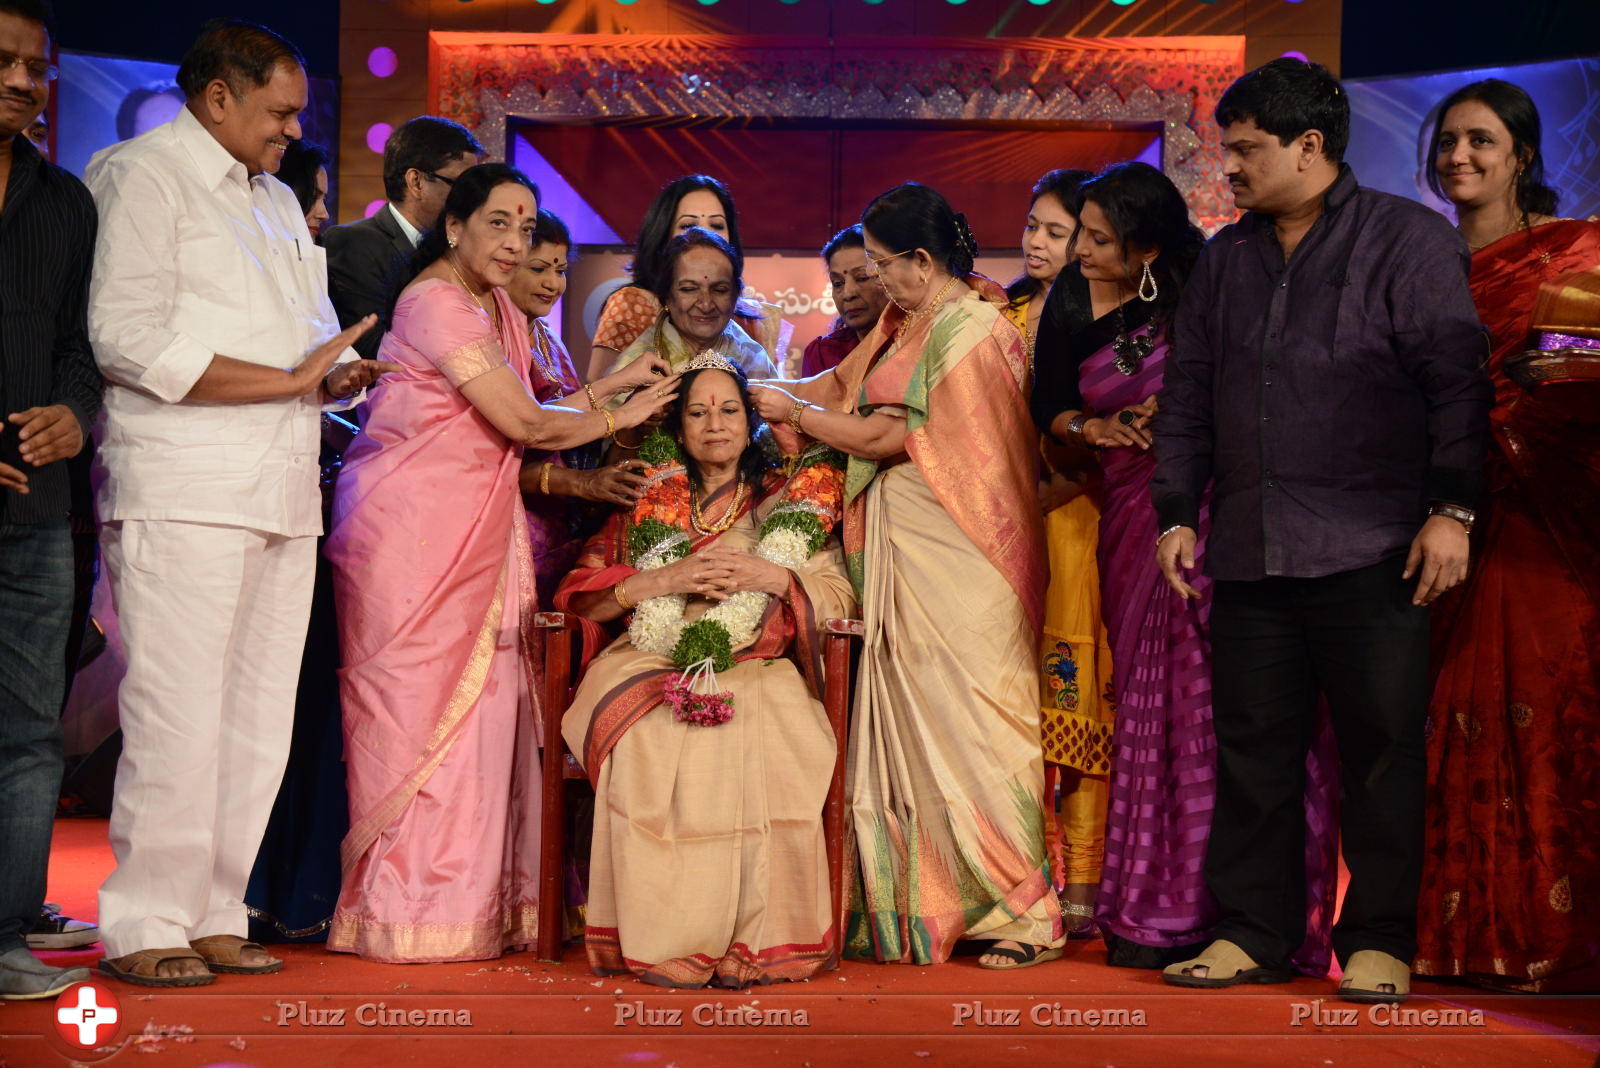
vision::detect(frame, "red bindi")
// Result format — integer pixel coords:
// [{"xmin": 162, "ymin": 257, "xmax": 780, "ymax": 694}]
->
[{"xmin": 515, "ymin": 204, "xmax": 525, "ymax": 216}]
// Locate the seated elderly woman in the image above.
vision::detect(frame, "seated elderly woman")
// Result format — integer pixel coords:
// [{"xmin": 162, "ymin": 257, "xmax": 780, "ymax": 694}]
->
[
  {"xmin": 609, "ymin": 227, "xmax": 780, "ymax": 386},
  {"xmin": 554, "ymin": 353, "xmax": 853, "ymax": 988}
]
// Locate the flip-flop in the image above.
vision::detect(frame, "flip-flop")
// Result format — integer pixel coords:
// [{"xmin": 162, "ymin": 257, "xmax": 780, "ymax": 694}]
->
[
  {"xmin": 1162, "ymin": 939, "xmax": 1292, "ymax": 988},
  {"xmin": 98, "ymin": 948, "xmax": 217, "ymax": 988},
  {"xmin": 190, "ymin": 935, "xmax": 284, "ymax": 975},
  {"xmin": 977, "ymin": 942, "xmax": 1065, "ymax": 971},
  {"xmin": 1337, "ymin": 950, "xmax": 1410, "ymax": 1004}
]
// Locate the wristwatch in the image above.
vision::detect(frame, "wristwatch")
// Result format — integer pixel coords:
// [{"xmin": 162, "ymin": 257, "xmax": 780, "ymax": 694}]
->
[{"xmin": 1428, "ymin": 502, "xmax": 1476, "ymax": 533}]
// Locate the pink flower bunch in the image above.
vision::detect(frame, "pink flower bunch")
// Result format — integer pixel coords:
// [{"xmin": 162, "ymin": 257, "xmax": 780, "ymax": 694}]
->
[{"xmin": 663, "ymin": 673, "xmax": 736, "ymax": 727}]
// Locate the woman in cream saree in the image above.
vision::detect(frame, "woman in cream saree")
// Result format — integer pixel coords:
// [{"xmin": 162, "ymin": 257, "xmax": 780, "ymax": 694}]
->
[
  {"xmin": 556, "ymin": 362, "xmax": 855, "ymax": 988},
  {"xmin": 754, "ymin": 183, "xmax": 1061, "ymax": 968}
]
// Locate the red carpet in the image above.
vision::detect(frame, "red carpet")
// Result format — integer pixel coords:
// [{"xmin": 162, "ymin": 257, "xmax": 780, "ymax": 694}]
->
[{"xmin": 2, "ymin": 819, "xmax": 1596, "ymax": 1067}]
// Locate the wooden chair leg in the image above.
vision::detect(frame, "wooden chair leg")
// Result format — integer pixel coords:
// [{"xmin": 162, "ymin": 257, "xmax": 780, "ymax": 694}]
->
[{"xmin": 535, "ymin": 616, "xmax": 573, "ymax": 962}]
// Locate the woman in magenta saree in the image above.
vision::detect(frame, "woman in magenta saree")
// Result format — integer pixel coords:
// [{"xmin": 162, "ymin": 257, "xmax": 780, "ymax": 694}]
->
[
  {"xmin": 325, "ymin": 167, "xmax": 672, "ymax": 962},
  {"xmin": 1416, "ymin": 79, "xmax": 1600, "ymax": 990},
  {"xmin": 1034, "ymin": 164, "xmax": 1340, "ymax": 972}
]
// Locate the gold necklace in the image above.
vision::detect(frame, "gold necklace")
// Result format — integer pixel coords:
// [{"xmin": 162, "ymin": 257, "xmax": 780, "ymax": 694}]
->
[
  {"xmin": 893, "ymin": 275, "xmax": 960, "ymax": 344},
  {"xmin": 447, "ymin": 253, "xmax": 499, "ymax": 329},
  {"xmin": 690, "ymin": 473, "xmax": 748, "ymax": 536},
  {"xmin": 1466, "ymin": 209, "xmax": 1531, "ymax": 252}
]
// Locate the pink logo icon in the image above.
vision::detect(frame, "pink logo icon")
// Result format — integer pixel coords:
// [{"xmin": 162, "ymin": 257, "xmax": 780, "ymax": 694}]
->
[{"xmin": 54, "ymin": 981, "xmax": 122, "ymax": 1049}]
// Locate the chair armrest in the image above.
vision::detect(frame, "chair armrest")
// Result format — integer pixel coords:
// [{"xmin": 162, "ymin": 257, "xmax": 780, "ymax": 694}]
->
[{"xmin": 823, "ymin": 618, "xmax": 864, "ymax": 640}]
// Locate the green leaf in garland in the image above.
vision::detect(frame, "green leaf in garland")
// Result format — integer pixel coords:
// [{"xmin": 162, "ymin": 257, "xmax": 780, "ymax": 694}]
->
[
  {"xmin": 802, "ymin": 442, "xmax": 847, "ymax": 470},
  {"xmin": 628, "ymin": 518, "xmax": 688, "ymax": 565},
  {"xmin": 637, "ymin": 428, "xmax": 682, "ymax": 467},
  {"xmin": 672, "ymin": 617, "xmax": 735, "ymax": 672}
]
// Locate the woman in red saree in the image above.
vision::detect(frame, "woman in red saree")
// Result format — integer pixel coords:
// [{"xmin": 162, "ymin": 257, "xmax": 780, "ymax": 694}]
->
[
  {"xmin": 1416, "ymin": 79, "xmax": 1600, "ymax": 991},
  {"xmin": 556, "ymin": 359, "xmax": 855, "ymax": 988}
]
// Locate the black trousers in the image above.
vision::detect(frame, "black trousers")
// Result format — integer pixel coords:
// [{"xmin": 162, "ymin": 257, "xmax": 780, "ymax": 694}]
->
[{"xmin": 1205, "ymin": 555, "xmax": 1430, "ymax": 971}]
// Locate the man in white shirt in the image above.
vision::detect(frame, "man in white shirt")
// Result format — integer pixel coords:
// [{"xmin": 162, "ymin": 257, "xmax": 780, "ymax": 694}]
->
[
  {"xmin": 322, "ymin": 115, "xmax": 483, "ymax": 359},
  {"xmin": 85, "ymin": 18, "xmax": 393, "ymax": 987}
]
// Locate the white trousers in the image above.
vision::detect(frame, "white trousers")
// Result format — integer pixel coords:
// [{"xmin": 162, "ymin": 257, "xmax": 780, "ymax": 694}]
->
[{"xmin": 98, "ymin": 520, "xmax": 315, "ymax": 957}]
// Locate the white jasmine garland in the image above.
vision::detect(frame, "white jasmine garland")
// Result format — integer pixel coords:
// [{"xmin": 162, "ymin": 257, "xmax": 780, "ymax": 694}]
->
[{"xmin": 627, "ymin": 523, "xmax": 811, "ymax": 660}]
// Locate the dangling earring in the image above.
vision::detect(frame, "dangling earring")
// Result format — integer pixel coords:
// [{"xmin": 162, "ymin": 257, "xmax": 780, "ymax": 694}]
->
[{"xmin": 1138, "ymin": 260, "xmax": 1159, "ymax": 303}]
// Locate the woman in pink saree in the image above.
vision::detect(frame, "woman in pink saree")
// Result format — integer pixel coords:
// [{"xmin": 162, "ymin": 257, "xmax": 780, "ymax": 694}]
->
[{"xmin": 325, "ymin": 166, "xmax": 675, "ymax": 962}]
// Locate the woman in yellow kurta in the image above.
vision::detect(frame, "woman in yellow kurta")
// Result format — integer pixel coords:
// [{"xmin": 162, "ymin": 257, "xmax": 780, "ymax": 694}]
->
[
  {"xmin": 1004, "ymin": 169, "xmax": 1116, "ymax": 935},
  {"xmin": 754, "ymin": 183, "xmax": 1063, "ymax": 969}
]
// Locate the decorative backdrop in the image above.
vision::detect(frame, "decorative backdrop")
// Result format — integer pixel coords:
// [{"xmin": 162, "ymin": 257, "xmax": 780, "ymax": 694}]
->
[{"xmin": 431, "ymin": 33, "xmax": 1246, "ymax": 232}]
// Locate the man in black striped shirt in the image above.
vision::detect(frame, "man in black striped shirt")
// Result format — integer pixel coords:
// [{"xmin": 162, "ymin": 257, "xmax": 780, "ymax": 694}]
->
[{"xmin": 0, "ymin": 0, "xmax": 101, "ymax": 1001}]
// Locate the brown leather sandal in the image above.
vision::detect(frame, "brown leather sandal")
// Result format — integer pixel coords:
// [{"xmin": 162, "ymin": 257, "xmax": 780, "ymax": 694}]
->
[
  {"xmin": 98, "ymin": 947, "xmax": 217, "ymax": 988},
  {"xmin": 190, "ymin": 935, "xmax": 283, "ymax": 975}
]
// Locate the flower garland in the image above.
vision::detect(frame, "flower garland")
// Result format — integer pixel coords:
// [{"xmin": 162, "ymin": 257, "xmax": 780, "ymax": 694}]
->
[{"xmin": 625, "ymin": 428, "xmax": 846, "ymax": 726}]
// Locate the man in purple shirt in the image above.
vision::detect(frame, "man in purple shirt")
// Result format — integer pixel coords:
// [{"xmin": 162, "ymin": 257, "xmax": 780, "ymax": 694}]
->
[{"xmin": 1152, "ymin": 59, "xmax": 1491, "ymax": 1003}]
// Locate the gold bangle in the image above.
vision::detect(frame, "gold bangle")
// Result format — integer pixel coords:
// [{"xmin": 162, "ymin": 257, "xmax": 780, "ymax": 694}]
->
[
  {"xmin": 539, "ymin": 462, "xmax": 553, "ymax": 496},
  {"xmin": 602, "ymin": 408, "xmax": 617, "ymax": 438},
  {"xmin": 584, "ymin": 384, "xmax": 601, "ymax": 411},
  {"xmin": 613, "ymin": 579, "xmax": 635, "ymax": 612}
]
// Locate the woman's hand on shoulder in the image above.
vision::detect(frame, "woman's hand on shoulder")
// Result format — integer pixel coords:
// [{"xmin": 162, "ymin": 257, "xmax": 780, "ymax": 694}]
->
[{"xmin": 578, "ymin": 460, "xmax": 651, "ymax": 507}]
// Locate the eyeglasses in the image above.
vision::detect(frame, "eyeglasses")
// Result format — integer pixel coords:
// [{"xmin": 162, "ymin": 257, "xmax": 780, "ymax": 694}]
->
[
  {"xmin": 863, "ymin": 248, "xmax": 911, "ymax": 267},
  {"xmin": 0, "ymin": 51, "xmax": 58, "ymax": 84},
  {"xmin": 423, "ymin": 171, "xmax": 456, "ymax": 186}
]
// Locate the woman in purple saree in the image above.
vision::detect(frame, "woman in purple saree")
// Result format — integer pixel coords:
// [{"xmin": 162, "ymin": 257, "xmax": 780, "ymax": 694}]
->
[{"xmin": 1033, "ymin": 163, "xmax": 1340, "ymax": 972}]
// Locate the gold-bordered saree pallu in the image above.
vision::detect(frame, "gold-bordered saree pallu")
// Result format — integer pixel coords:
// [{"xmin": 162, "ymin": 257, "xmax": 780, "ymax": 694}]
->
[
  {"xmin": 325, "ymin": 280, "xmax": 543, "ymax": 963},
  {"xmin": 554, "ymin": 480, "xmax": 858, "ymax": 988},
  {"xmin": 798, "ymin": 283, "xmax": 1061, "ymax": 964}
]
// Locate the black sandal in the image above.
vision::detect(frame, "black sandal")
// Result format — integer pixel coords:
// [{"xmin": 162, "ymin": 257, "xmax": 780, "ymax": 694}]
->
[{"xmin": 977, "ymin": 941, "xmax": 1065, "ymax": 971}]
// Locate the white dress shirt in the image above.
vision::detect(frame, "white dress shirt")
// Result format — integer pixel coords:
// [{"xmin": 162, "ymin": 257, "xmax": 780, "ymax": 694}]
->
[
  {"xmin": 86, "ymin": 107, "xmax": 358, "ymax": 538},
  {"xmin": 387, "ymin": 202, "xmax": 423, "ymax": 247}
]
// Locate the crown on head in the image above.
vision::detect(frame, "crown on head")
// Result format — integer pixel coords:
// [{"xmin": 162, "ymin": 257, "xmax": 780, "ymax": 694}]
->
[{"xmin": 683, "ymin": 350, "xmax": 739, "ymax": 374}]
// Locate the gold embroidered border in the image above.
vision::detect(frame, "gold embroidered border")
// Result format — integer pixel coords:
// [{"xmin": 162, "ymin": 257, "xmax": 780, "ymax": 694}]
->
[
  {"xmin": 339, "ymin": 563, "xmax": 508, "ymax": 876},
  {"xmin": 437, "ymin": 335, "xmax": 508, "ymax": 388},
  {"xmin": 328, "ymin": 904, "xmax": 539, "ymax": 962}
]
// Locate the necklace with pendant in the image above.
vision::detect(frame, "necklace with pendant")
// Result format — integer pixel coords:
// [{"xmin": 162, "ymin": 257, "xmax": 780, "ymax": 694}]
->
[{"xmin": 1112, "ymin": 302, "xmax": 1152, "ymax": 376}]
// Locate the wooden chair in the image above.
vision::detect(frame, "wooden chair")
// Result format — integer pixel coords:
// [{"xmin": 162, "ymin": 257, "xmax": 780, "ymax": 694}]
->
[{"xmin": 532, "ymin": 611, "xmax": 864, "ymax": 962}]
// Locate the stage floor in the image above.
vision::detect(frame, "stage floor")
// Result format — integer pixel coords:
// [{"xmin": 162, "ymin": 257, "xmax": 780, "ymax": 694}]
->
[{"xmin": 2, "ymin": 818, "xmax": 1595, "ymax": 1067}]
